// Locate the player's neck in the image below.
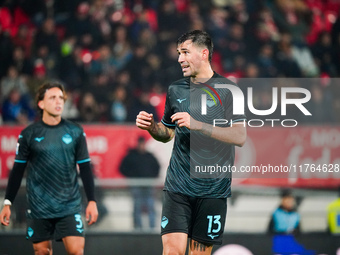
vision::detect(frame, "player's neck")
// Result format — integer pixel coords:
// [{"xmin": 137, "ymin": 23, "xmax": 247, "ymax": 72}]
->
[
  {"xmin": 190, "ymin": 66, "xmax": 214, "ymax": 83},
  {"xmin": 42, "ymin": 113, "xmax": 62, "ymax": 126}
]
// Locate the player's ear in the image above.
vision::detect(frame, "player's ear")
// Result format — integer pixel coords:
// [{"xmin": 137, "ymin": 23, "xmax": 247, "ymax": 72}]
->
[
  {"xmin": 202, "ymin": 48, "xmax": 209, "ymax": 61},
  {"xmin": 38, "ymin": 100, "xmax": 44, "ymax": 110}
]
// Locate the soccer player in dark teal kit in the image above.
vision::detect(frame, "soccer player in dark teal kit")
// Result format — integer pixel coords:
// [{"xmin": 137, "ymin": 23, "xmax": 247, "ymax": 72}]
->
[
  {"xmin": 136, "ymin": 30, "xmax": 247, "ymax": 255},
  {"xmin": 0, "ymin": 82, "xmax": 98, "ymax": 255}
]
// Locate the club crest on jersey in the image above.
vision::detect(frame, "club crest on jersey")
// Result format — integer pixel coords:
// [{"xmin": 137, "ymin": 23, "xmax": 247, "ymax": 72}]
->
[
  {"xmin": 206, "ymin": 98, "xmax": 215, "ymax": 107},
  {"xmin": 62, "ymin": 134, "xmax": 73, "ymax": 144},
  {"xmin": 161, "ymin": 216, "xmax": 169, "ymax": 228}
]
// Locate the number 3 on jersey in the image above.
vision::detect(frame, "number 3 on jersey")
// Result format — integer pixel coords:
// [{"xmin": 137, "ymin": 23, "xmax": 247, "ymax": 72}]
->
[{"xmin": 207, "ymin": 215, "xmax": 221, "ymax": 234}]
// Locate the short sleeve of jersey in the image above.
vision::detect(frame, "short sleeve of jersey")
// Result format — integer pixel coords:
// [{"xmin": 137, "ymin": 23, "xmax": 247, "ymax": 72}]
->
[
  {"xmin": 224, "ymin": 88, "xmax": 247, "ymax": 125},
  {"xmin": 161, "ymin": 87, "xmax": 176, "ymax": 129},
  {"xmin": 75, "ymin": 129, "xmax": 91, "ymax": 164},
  {"xmin": 15, "ymin": 130, "xmax": 30, "ymax": 163}
]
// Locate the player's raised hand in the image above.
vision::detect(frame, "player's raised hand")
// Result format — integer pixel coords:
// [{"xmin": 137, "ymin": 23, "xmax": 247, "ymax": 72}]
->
[
  {"xmin": 0, "ymin": 206, "xmax": 11, "ymax": 226},
  {"xmin": 86, "ymin": 201, "xmax": 98, "ymax": 225},
  {"xmin": 136, "ymin": 111, "xmax": 155, "ymax": 131}
]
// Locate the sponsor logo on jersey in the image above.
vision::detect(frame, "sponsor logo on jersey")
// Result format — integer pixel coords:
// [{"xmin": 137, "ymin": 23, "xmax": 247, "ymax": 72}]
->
[
  {"xmin": 62, "ymin": 134, "xmax": 73, "ymax": 144},
  {"xmin": 77, "ymin": 228, "xmax": 84, "ymax": 233},
  {"xmin": 27, "ymin": 227, "xmax": 34, "ymax": 237},
  {"xmin": 177, "ymin": 98, "xmax": 187, "ymax": 103},
  {"xmin": 207, "ymin": 234, "xmax": 219, "ymax": 239},
  {"xmin": 34, "ymin": 137, "xmax": 45, "ymax": 142}
]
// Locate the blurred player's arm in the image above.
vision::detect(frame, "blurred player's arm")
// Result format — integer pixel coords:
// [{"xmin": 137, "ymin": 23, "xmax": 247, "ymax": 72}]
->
[
  {"xmin": 79, "ymin": 161, "xmax": 98, "ymax": 225},
  {"xmin": 171, "ymin": 112, "xmax": 246, "ymax": 147},
  {"xmin": 0, "ymin": 162, "xmax": 26, "ymax": 225},
  {"xmin": 136, "ymin": 111, "xmax": 175, "ymax": 143}
]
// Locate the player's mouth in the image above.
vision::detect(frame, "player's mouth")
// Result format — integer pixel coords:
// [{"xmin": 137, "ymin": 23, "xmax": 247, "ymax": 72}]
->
[
  {"xmin": 56, "ymin": 106, "xmax": 62, "ymax": 111},
  {"xmin": 182, "ymin": 65, "xmax": 189, "ymax": 72}
]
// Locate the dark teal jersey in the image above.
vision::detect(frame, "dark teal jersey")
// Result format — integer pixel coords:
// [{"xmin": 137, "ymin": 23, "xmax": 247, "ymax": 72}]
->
[
  {"xmin": 161, "ymin": 72, "xmax": 246, "ymax": 198},
  {"xmin": 14, "ymin": 119, "xmax": 90, "ymax": 219}
]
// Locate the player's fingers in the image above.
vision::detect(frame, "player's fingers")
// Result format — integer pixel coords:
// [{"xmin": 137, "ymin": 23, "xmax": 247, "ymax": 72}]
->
[
  {"xmin": 1, "ymin": 215, "xmax": 10, "ymax": 226},
  {"xmin": 138, "ymin": 111, "xmax": 153, "ymax": 119},
  {"xmin": 171, "ymin": 114, "xmax": 180, "ymax": 122},
  {"xmin": 88, "ymin": 213, "xmax": 98, "ymax": 225},
  {"xmin": 136, "ymin": 119, "xmax": 152, "ymax": 129}
]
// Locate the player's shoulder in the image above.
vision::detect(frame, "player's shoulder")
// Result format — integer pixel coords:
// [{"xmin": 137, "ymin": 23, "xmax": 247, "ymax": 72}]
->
[
  {"xmin": 62, "ymin": 119, "xmax": 84, "ymax": 131},
  {"xmin": 168, "ymin": 77, "xmax": 190, "ymax": 90},
  {"xmin": 20, "ymin": 120, "xmax": 43, "ymax": 135},
  {"xmin": 213, "ymin": 72, "xmax": 237, "ymax": 86}
]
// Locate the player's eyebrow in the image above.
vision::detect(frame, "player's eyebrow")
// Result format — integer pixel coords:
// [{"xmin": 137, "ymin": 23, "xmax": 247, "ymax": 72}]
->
[{"xmin": 177, "ymin": 47, "xmax": 189, "ymax": 52}]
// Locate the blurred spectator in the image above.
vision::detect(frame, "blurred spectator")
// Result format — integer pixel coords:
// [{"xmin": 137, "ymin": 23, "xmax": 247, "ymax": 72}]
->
[
  {"xmin": 34, "ymin": 18, "xmax": 60, "ymax": 55},
  {"xmin": 65, "ymin": 2, "xmax": 102, "ymax": 47},
  {"xmin": 34, "ymin": 45, "xmax": 59, "ymax": 78},
  {"xmin": 254, "ymin": 7, "xmax": 280, "ymax": 43},
  {"xmin": 312, "ymin": 31, "xmax": 337, "ymax": 76},
  {"xmin": 291, "ymin": 43, "xmax": 319, "ymax": 77},
  {"xmin": 229, "ymin": 0, "xmax": 249, "ymax": 25},
  {"xmin": 26, "ymin": 59, "xmax": 49, "ymax": 96},
  {"xmin": 327, "ymin": 187, "xmax": 340, "ymax": 234},
  {"xmin": 0, "ymin": 24, "xmax": 13, "ymax": 78},
  {"xmin": 110, "ymin": 86, "xmax": 128, "ymax": 123},
  {"xmin": 157, "ymin": 0, "xmax": 187, "ymax": 44},
  {"xmin": 126, "ymin": 44, "xmax": 149, "ymax": 89},
  {"xmin": 206, "ymin": 7, "xmax": 229, "ymax": 55},
  {"xmin": 148, "ymin": 82, "xmax": 166, "ymax": 120},
  {"xmin": 268, "ymin": 189, "xmax": 300, "ymax": 234},
  {"xmin": 111, "ymin": 25, "xmax": 133, "ymax": 71},
  {"xmin": 2, "ymin": 88, "xmax": 35, "ymax": 125},
  {"xmin": 90, "ymin": 44, "xmax": 117, "ymax": 79},
  {"xmin": 89, "ymin": 73, "xmax": 113, "ymax": 122},
  {"xmin": 0, "ymin": 66, "xmax": 29, "ymax": 103},
  {"xmin": 127, "ymin": 91, "xmax": 159, "ymax": 122},
  {"xmin": 61, "ymin": 90, "xmax": 79, "ymax": 121},
  {"xmin": 10, "ymin": 46, "xmax": 33, "ymax": 77},
  {"xmin": 59, "ymin": 42, "xmax": 88, "ymax": 90},
  {"xmin": 160, "ymin": 42, "xmax": 183, "ymax": 88},
  {"xmin": 223, "ymin": 22, "xmax": 247, "ymax": 71},
  {"xmin": 257, "ymin": 43, "xmax": 278, "ymax": 77},
  {"xmin": 270, "ymin": 0, "xmax": 311, "ymax": 44},
  {"xmin": 275, "ymin": 33, "xmax": 302, "ymax": 77},
  {"xmin": 77, "ymin": 91, "xmax": 100, "ymax": 123},
  {"xmin": 11, "ymin": 24, "xmax": 34, "ymax": 58},
  {"xmin": 268, "ymin": 189, "xmax": 316, "ymax": 255},
  {"xmin": 119, "ymin": 136, "xmax": 160, "ymax": 230},
  {"xmin": 90, "ymin": 0, "xmax": 114, "ymax": 41}
]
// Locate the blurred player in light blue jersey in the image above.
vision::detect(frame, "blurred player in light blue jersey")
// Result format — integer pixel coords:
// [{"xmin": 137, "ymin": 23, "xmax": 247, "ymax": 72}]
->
[{"xmin": 0, "ymin": 82, "xmax": 98, "ymax": 255}]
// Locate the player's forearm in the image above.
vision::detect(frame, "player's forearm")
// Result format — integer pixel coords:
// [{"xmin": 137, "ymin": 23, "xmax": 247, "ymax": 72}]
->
[
  {"xmin": 149, "ymin": 122, "xmax": 175, "ymax": 143},
  {"xmin": 197, "ymin": 122, "xmax": 246, "ymax": 147},
  {"xmin": 5, "ymin": 162, "xmax": 26, "ymax": 203},
  {"xmin": 79, "ymin": 162, "xmax": 96, "ymax": 202}
]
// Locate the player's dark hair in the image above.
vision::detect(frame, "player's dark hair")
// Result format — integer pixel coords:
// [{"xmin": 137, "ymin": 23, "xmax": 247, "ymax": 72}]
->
[
  {"xmin": 36, "ymin": 82, "xmax": 67, "ymax": 116},
  {"xmin": 177, "ymin": 30, "xmax": 214, "ymax": 62}
]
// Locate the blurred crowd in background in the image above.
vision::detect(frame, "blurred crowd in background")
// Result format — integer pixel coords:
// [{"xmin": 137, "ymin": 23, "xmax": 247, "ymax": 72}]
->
[{"xmin": 1, "ymin": 0, "xmax": 340, "ymax": 125}]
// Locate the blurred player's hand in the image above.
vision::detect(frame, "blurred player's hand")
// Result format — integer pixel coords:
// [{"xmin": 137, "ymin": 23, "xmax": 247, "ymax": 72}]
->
[
  {"xmin": 136, "ymin": 111, "xmax": 155, "ymax": 131},
  {"xmin": 86, "ymin": 201, "xmax": 98, "ymax": 225},
  {"xmin": 0, "ymin": 206, "xmax": 11, "ymax": 226}
]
